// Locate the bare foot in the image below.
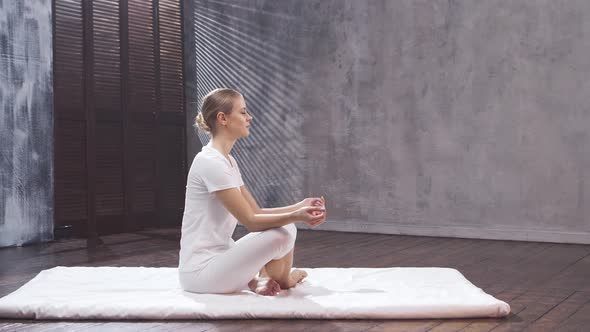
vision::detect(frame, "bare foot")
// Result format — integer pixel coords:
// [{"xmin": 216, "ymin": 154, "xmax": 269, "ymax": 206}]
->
[
  {"xmin": 248, "ymin": 277, "xmax": 281, "ymax": 296},
  {"xmin": 287, "ymin": 269, "xmax": 308, "ymax": 288}
]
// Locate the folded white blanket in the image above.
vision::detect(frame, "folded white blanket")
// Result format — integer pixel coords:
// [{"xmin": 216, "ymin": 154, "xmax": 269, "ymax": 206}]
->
[{"xmin": 0, "ymin": 266, "xmax": 510, "ymax": 319}]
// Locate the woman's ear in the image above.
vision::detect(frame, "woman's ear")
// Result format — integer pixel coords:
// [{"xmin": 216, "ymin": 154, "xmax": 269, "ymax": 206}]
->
[{"xmin": 217, "ymin": 112, "xmax": 227, "ymax": 125}]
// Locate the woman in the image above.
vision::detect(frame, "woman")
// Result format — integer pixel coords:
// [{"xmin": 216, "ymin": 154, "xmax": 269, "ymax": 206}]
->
[{"xmin": 178, "ymin": 88, "xmax": 327, "ymax": 296}]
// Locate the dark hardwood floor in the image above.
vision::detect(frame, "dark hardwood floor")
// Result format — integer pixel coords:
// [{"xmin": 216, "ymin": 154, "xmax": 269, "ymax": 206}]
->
[{"xmin": 0, "ymin": 227, "xmax": 589, "ymax": 331}]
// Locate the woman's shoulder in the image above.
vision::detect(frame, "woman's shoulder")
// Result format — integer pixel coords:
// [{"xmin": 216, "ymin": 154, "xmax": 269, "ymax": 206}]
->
[{"xmin": 193, "ymin": 151, "xmax": 229, "ymax": 172}]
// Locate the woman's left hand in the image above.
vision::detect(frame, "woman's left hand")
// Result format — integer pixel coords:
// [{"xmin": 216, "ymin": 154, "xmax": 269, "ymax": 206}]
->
[
  {"xmin": 299, "ymin": 196, "xmax": 327, "ymax": 223},
  {"xmin": 299, "ymin": 196, "xmax": 325, "ymax": 209}
]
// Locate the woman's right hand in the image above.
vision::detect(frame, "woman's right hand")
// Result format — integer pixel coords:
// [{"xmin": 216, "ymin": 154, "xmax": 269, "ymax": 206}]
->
[{"xmin": 292, "ymin": 206, "xmax": 326, "ymax": 228}]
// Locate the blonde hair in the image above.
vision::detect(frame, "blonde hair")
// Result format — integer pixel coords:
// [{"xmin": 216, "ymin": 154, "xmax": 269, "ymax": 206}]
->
[{"xmin": 195, "ymin": 88, "xmax": 242, "ymax": 136}]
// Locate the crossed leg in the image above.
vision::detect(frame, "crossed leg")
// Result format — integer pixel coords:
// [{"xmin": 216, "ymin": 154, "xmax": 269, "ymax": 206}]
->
[
  {"xmin": 257, "ymin": 247, "xmax": 307, "ymax": 289},
  {"xmin": 178, "ymin": 224, "xmax": 306, "ymax": 295}
]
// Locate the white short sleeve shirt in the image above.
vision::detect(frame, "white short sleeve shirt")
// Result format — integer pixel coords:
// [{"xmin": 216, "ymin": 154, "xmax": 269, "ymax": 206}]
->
[{"xmin": 178, "ymin": 141, "xmax": 244, "ymax": 273}]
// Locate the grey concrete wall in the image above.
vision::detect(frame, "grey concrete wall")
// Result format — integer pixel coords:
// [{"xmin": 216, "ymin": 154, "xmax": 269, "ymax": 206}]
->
[
  {"xmin": 190, "ymin": 0, "xmax": 308, "ymax": 208},
  {"xmin": 190, "ymin": 0, "xmax": 590, "ymax": 244},
  {"xmin": 0, "ymin": 0, "xmax": 54, "ymax": 247}
]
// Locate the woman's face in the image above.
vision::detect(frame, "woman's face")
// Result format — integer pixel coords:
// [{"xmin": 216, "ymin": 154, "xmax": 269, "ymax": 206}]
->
[{"xmin": 227, "ymin": 95, "xmax": 252, "ymax": 138}]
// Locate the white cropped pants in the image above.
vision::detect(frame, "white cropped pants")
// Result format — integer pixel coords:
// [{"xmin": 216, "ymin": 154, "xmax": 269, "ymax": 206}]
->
[{"xmin": 178, "ymin": 223, "xmax": 297, "ymax": 294}]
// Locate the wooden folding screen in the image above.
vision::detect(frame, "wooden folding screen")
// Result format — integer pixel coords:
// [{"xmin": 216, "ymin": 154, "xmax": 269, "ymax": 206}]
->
[{"xmin": 53, "ymin": 0, "xmax": 186, "ymax": 239}]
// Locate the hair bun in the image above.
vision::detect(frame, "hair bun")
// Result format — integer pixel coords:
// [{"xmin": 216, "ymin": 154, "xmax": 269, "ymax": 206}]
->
[{"xmin": 195, "ymin": 112, "xmax": 211, "ymax": 133}]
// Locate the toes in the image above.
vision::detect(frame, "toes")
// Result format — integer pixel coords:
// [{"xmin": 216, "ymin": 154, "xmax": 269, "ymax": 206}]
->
[
  {"xmin": 272, "ymin": 280, "xmax": 281, "ymax": 293},
  {"xmin": 298, "ymin": 272, "xmax": 307, "ymax": 283},
  {"xmin": 260, "ymin": 286, "xmax": 274, "ymax": 296},
  {"xmin": 294, "ymin": 270, "xmax": 308, "ymax": 280},
  {"xmin": 265, "ymin": 287, "xmax": 279, "ymax": 296},
  {"xmin": 271, "ymin": 280, "xmax": 281, "ymax": 294}
]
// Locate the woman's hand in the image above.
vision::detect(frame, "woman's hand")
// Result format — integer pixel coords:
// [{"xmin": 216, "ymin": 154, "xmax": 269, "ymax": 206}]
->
[
  {"xmin": 309, "ymin": 196, "xmax": 327, "ymax": 227},
  {"xmin": 293, "ymin": 196, "xmax": 327, "ymax": 228},
  {"xmin": 298, "ymin": 196, "xmax": 325, "ymax": 209},
  {"xmin": 292, "ymin": 205, "xmax": 326, "ymax": 228}
]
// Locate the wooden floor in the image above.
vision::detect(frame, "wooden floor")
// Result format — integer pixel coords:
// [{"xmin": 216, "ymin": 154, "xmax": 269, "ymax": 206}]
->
[{"xmin": 0, "ymin": 227, "xmax": 589, "ymax": 332}]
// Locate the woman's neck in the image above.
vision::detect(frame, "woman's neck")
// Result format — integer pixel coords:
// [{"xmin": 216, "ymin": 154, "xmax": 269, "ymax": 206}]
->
[{"xmin": 210, "ymin": 136, "xmax": 236, "ymax": 159}]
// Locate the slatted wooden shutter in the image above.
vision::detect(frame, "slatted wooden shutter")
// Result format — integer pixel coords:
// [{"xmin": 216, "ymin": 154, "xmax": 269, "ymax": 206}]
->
[
  {"xmin": 93, "ymin": 0, "xmax": 125, "ymax": 233},
  {"xmin": 54, "ymin": 0, "xmax": 87, "ymax": 233},
  {"xmin": 128, "ymin": 0, "xmax": 159, "ymax": 228},
  {"xmin": 53, "ymin": 0, "xmax": 186, "ymax": 237},
  {"xmin": 158, "ymin": 0, "xmax": 186, "ymax": 225}
]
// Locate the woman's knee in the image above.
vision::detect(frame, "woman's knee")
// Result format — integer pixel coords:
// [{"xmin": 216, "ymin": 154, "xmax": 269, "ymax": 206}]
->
[
  {"xmin": 265, "ymin": 224, "xmax": 296, "ymax": 260},
  {"xmin": 277, "ymin": 223, "xmax": 297, "ymax": 245},
  {"xmin": 263, "ymin": 223, "xmax": 297, "ymax": 249}
]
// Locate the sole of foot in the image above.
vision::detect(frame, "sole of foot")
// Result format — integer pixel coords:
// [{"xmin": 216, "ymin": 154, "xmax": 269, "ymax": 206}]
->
[{"xmin": 248, "ymin": 277, "xmax": 281, "ymax": 296}]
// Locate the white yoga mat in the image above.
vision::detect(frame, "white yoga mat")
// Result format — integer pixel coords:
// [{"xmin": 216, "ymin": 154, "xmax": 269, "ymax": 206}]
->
[{"xmin": 0, "ymin": 266, "xmax": 510, "ymax": 320}]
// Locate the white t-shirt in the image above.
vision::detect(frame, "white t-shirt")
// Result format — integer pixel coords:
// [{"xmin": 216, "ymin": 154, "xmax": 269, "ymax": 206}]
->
[{"xmin": 178, "ymin": 141, "xmax": 244, "ymax": 273}]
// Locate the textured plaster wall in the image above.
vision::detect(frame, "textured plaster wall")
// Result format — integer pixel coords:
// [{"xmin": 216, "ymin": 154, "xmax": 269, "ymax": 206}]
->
[
  {"xmin": 0, "ymin": 0, "xmax": 54, "ymax": 247},
  {"xmin": 189, "ymin": 0, "xmax": 590, "ymax": 244}
]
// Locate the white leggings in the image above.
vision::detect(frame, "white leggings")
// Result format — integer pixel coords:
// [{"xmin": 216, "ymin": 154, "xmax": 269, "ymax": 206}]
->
[{"xmin": 178, "ymin": 223, "xmax": 297, "ymax": 294}]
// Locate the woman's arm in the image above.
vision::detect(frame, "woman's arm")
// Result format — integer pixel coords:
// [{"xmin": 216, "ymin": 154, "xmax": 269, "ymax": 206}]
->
[
  {"xmin": 260, "ymin": 204, "xmax": 301, "ymax": 214},
  {"xmin": 217, "ymin": 187, "xmax": 324, "ymax": 232},
  {"xmin": 240, "ymin": 185, "xmax": 301, "ymax": 214},
  {"xmin": 217, "ymin": 187, "xmax": 295, "ymax": 232}
]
